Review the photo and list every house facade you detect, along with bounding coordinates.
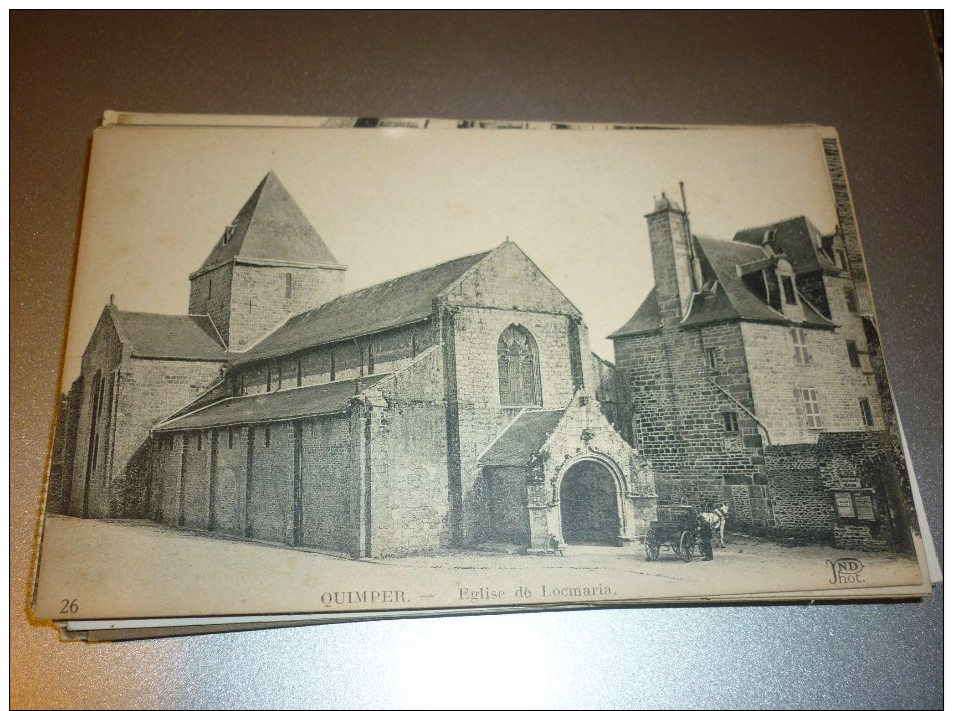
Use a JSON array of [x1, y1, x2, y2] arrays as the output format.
[[49, 172, 657, 558], [610, 191, 911, 551]]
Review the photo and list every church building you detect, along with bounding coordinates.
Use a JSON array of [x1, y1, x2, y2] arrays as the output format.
[[49, 172, 657, 558]]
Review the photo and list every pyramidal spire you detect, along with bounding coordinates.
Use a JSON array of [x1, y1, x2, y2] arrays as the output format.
[[195, 171, 340, 273]]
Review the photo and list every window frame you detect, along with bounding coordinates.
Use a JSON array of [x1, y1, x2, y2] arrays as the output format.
[[497, 324, 542, 408], [792, 328, 811, 365], [781, 275, 797, 305], [846, 340, 861, 368], [723, 411, 740, 433], [800, 387, 822, 429]]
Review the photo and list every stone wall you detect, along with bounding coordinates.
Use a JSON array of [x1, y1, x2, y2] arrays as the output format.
[[764, 444, 833, 542], [109, 357, 222, 519], [46, 380, 83, 515], [823, 136, 873, 316], [761, 431, 906, 550], [226, 263, 345, 351], [365, 350, 451, 556], [188, 263, 233, 345], [245, 420, 296, 544], [68, 309, 123, 518], [451, 306, 578, 543], [182, 430, 211, 529], [440, 243, 588, 545], [298, 415, 353, 552], [210, 426, 251, 537], [484, 466, 531, 546], [235, 321, 436, 396], [613, 319, 766, 516]]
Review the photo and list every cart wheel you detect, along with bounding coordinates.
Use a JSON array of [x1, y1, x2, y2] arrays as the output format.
[[680, 531, 694, 563], [645, 540, 660, 561]]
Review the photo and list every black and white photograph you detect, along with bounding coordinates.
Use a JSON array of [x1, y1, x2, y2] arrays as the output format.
[[32, 116, 932, 637]]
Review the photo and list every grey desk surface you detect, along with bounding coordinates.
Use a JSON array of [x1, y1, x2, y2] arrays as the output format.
[[11, 11, 942, 709]]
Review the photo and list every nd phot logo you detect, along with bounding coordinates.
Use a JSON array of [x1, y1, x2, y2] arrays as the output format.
[[826, 558, 865, 584]]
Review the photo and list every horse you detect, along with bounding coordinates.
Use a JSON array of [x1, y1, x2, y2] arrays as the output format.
[[698, 503, 730, 548]]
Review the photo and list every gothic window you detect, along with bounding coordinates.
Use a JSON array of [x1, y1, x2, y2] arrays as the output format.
[[860, 398, 874, 427], [705, 347, 717, 369], [498, 325, 541, 407], [285, 273, 293, 298]]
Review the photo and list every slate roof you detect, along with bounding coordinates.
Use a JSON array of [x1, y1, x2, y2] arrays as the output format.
[[608, 286, 660, 338], [609, 234, 835, 337], [479, 409, 565, 467], [684, 238, 834, 328], [109, 307, 228, 360], [733, 216, 839, 274], [154, 374, 388, 432], [194, 171, 341, 275], [231, 250, 490, 365], [685, 238, 787, 326]]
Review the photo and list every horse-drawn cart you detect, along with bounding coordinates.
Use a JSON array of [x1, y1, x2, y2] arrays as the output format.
[[644, 505, 697, 562]]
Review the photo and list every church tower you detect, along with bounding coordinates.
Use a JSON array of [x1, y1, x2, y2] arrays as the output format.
[[188, 172, 347, 351]]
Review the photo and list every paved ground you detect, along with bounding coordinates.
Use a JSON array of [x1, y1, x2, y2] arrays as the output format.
[[31, 516, 929, 621]]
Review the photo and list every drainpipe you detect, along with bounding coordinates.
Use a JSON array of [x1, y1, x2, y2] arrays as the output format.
[[705, 376, 772, 446]]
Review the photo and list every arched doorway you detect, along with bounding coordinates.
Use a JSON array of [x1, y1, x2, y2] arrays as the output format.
[[559, 460, 621, 545]]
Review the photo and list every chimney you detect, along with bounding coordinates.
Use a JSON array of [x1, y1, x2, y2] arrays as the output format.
[[646, 192, 695, 325]]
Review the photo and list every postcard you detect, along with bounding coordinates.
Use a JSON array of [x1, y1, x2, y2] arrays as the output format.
[[31, 115, 934, 640]]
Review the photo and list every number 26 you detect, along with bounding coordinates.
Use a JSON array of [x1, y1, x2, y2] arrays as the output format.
[[59, 599, 79, 614]]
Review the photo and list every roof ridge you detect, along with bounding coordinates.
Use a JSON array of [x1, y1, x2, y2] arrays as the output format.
[[732, 214, 808, 237], [282, 250, 493, 325]]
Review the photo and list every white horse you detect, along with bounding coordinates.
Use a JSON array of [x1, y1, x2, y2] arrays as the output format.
[[698, 503, 730, 548]]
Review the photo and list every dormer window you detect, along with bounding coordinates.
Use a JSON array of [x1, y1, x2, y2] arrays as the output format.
[[781, 276, 797, 305], [836, 249, 849, 271], [764, 270, 782, 310], [222, 221, 236, 246]]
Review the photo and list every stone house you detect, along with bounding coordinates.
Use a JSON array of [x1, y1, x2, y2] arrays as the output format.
[[609, 191, 911, 550], [50, 172, 657, 558]]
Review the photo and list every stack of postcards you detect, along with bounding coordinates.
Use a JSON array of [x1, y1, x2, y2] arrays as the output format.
[[31, 114, 939, 641]]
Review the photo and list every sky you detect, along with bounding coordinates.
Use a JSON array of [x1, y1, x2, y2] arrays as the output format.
[[62, 121, 839, 387]]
